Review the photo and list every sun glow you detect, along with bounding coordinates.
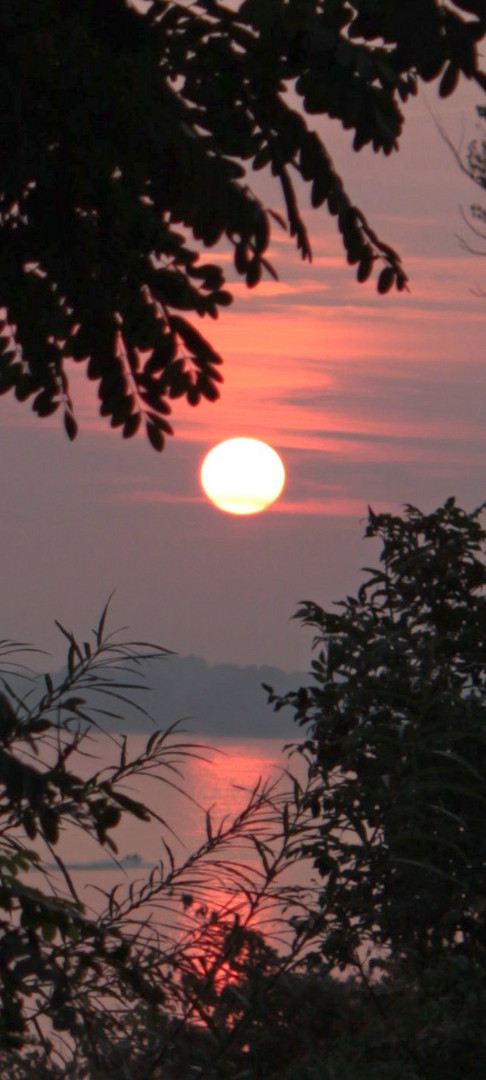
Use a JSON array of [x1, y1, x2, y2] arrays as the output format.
[[200, 438, 285, 515]]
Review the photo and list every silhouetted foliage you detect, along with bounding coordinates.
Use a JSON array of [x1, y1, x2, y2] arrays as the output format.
[[459, 103, 486, 294], [465, 104, 486, 206], [0, 603, 322, 1076], [262, 954, 486, 1080], [438, 103, 486, 286], [1, 1, 485, 446], [458, 103, 486, 262], [267, 497, 486, 975], [0, 606, 176, 1054]]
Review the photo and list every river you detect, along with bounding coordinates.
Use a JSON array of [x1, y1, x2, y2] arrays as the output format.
[[27, 732, 317, 952]]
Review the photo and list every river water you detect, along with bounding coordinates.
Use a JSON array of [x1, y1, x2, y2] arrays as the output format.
[[27, 732, 317, 951]]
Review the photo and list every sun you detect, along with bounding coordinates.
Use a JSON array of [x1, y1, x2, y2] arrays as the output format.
[[200, 438, 285, 515]]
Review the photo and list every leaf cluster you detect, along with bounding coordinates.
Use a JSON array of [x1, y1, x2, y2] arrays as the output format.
[[0, 604, 177, 1050], [455, 103, 486, 287], [266, 497, 486, 973], [0, 0, 484, 445]]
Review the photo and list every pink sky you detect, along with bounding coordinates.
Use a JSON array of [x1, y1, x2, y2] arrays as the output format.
[[0, 81, 485, 675]]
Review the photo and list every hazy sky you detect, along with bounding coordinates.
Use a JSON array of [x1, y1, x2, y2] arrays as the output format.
[[1, 80, 485, 673]]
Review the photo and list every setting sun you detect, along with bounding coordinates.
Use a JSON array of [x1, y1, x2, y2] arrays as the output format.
[[200, 438, 285, 515]]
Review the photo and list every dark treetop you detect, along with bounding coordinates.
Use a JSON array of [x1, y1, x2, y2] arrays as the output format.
[[267, 498, 486, 971]]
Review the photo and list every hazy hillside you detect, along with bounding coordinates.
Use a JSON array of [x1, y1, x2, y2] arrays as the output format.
[[108, 655, 308, 737], [0, 655, 309, 738]]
